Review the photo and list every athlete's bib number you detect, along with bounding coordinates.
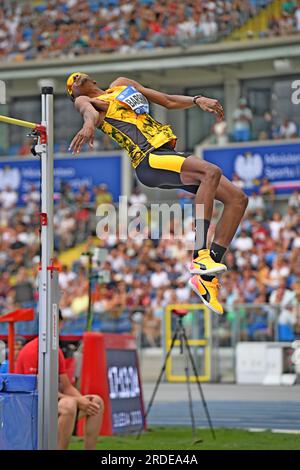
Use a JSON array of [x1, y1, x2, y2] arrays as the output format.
[[116, 86, 149, 115]]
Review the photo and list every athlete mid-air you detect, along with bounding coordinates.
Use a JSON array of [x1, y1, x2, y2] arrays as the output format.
[[67, 72, 248, 314]]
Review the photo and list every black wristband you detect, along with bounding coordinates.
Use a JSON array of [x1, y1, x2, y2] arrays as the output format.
[[193, 95, 202, 105]]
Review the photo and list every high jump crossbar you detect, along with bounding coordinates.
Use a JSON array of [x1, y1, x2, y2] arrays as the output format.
[[0, 88, 59, 450], [0, 114, 38, 130]]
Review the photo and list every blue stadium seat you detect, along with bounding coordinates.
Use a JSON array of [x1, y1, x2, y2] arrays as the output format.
[[278, 324, 294, 342]]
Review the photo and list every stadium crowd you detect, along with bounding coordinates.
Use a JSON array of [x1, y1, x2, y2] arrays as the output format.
[[0, 180, 300, 346], [0, 0, 296, 62], [211, 99, 300, 144]]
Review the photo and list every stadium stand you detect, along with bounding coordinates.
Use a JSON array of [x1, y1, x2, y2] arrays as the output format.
[[0, 0, 296, 62], [0, 181, 299, 345]]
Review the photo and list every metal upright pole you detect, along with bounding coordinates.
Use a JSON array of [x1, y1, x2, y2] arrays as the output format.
[[38, 87, 59, 450], [86, 252, 93, 332]]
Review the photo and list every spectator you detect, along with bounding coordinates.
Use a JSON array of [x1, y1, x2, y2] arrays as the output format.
[[259, 178, 275, 203], [95, 184, 113, 207], [150, 264, 170, 289], [0, 0, 279, 63], [291, 281, 300, 338], [270, 280, 296, 340], [247, 191, 265, 213], [283, 206, 298, 227], [278, 118, 298, 139], [59, 264, 76, 290], [269, 212, 284, 241], [282, 1, 297, 15], [251, 220, 269, 249], [268, 15, 280, 36], [231, 173, 245, 190], [232, 98, 253, 142], [0, 185, 18, 211], [14, 335, 26, 363], [16, 314, 104, 450], [295, 2, 300, 32], [266, 255, 290, 290], [288, 190, 300, 209], [234, 230, 254, 252], [129, 186, 148, 205], [259, 112, 274, 140]]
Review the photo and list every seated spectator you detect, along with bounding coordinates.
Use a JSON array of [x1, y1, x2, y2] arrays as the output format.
[[129, 186, 148, 205], [270, 280, 296, 340], [278, 118, 298, 139], [283, 206, 298, 228], [267, 255, 291, 290], [260, 112, 274, 139], [234, 229, 254, 252], [247, 192, 265, 213], [251, 220, 269, 249], [291, 281, 300, 338], [279, 11, 295, 35], [247, 301, 274, 341], [282, 1, 297, 15], [239, 267, 259, 303], [0, 185, 18, 212], [95, 184, 113, 207], [231, 173, 245, 190], [175, 278, 191, 303], [259, 178, 275, 207], [295, 2, 300, 32], [268, 15, 280, 36], [288, 190, 300, 209], [269, 212, 284, 242], [16, 312, 104, 450], [150, 264, 170, 289], [59, 264, 77, 290], [292, 226, 300, 249], [232, 98, 253, 142], [14, 335, 26, 363]]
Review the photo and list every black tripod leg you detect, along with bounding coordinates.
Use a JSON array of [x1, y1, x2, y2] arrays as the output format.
[[182, 334, 196, 440], [182, 329, 216, 440], [137, 324, 179, 439]]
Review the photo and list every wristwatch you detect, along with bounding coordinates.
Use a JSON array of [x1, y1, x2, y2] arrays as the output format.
[[193, 95, 202, 105]]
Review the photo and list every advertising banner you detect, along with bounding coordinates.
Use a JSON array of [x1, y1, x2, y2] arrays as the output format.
[[203, 141, 300, 193], [0, 153, 123, 204]]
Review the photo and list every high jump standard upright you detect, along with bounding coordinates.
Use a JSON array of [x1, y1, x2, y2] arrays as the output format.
[[0, 87, 59, 450]]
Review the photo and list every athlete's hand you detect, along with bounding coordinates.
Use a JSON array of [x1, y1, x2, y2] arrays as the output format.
[[69, 123, 95, 154], [195, 96, 224, 122]]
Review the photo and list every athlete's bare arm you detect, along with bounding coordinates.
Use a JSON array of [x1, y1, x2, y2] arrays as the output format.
[[69, 96, 107, 154], [109, 77, 224, 121]]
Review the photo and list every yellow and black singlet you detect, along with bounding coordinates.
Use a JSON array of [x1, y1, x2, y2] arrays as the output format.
[[97, 85, 177, 168]]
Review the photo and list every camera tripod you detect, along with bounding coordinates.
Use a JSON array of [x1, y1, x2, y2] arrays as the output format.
[[139, 309, 215, 441]]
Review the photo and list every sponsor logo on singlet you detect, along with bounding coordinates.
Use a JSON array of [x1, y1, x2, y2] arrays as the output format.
[[116, 86, 149, 115]]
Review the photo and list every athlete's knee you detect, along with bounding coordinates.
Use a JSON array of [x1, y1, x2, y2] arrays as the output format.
[[204, 163, 222, 183], [231, 188, 248, 212]]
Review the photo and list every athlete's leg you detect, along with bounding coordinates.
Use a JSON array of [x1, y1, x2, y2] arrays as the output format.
[[180, 156, 222, 221], [213, 175, 248, 252], [136, 152, 226, 275], [179, 156, 227, 274]]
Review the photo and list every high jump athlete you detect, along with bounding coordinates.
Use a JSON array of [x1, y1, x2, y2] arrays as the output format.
[[67, 72, 248, 314]]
